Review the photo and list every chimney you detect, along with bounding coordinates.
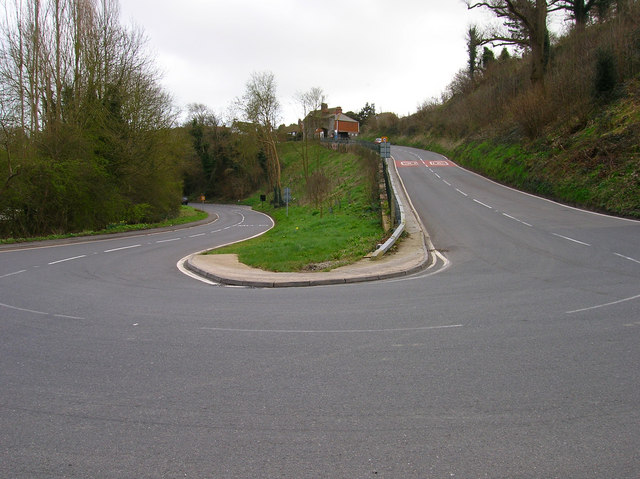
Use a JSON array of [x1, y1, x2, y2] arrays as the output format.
[[335, 107, 342, 115], [321, 103, 328, 113]]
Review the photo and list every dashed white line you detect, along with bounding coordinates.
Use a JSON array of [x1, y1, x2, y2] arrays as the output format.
[[614, 252, 640, 264], [189, 233, 206, 238], [434, 173, 441, 179], [443, 180, 451, 186], [502, 213, 533, 227], [473, 199, 493, 209], [104, 244, 141, 253], [0, 269, 27, 279], [456, 189, 468, 197], [156, 237, 180, 243], [48, 255, 86, 265], [552, 233, 591, 246]]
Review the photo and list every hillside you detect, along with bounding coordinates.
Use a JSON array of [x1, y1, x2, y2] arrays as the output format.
[[364, 2, 640, 219]]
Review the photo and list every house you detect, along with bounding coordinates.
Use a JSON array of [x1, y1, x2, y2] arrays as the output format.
[[303, 103, 359, 140]]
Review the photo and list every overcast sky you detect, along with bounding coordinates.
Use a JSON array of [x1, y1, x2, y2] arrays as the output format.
[[119, 0, 494, 125]]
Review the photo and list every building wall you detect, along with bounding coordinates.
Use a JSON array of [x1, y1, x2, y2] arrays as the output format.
[[336, 120, 359, 134]]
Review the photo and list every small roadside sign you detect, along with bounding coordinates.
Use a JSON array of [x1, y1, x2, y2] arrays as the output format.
[[379, 142, 391, 158]]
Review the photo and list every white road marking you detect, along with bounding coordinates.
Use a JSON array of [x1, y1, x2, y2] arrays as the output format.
[[177, 257, 219, 285], [552, 233, 591, 246], [434, 173, 441, 179], [0, 301, 48, 315], [443, 180, 451, 186], [54, 314, 85, 320], [189, 233, 206, 238], [473, 199, 493, 209], [502, 213, 533, 227], [0, 301, 85, 319], [614, 253, 640, 264], [0, 269, 27, 279], [199, 324, 463, 334], [48, 255, 86, 265], [566, 293, 640, 314], [104, 244, 141, 253], [156, 237, 180, 243], [456, 189, 468, 197]]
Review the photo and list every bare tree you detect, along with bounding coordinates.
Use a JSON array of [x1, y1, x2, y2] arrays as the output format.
[[553, 0, 610, 29], [238, 71, 283, 204], [295, 86, 325, 180], [466, 0, 550, 86], [0, 0, 180, 233]]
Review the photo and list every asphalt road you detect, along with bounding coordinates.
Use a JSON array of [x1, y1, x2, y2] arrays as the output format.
[[1, 145, 639, 478]]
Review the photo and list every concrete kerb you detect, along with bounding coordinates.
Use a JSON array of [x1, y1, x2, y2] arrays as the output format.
[[185, 155, 432, 287]]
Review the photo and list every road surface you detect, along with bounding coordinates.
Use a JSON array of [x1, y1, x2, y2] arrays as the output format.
[[1, 145, 639, 478]]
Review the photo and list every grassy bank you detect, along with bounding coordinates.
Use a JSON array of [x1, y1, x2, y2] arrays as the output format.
[[209, 142, 384, 272], [0, 205, 208, 245], [385, 84, 640, 220]]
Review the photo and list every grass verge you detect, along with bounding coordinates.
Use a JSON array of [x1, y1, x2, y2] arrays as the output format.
[[209, 143, 384, 272]]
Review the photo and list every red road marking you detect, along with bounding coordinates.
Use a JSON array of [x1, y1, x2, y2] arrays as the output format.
[[396, 160, 421, 168], [395, 159, 453, 168]]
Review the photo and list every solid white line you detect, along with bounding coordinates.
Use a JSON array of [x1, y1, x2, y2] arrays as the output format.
[[0, 301, 85, 319], [552, 233, 591, 246], [104, 244, 141, 253], [177, 209, 275, 284], [176, 256, 219, 285], [456, 188, 468, 197], [199, 324, 463, 334], [48, 255, 86, 265], [0, 269, 27, 279], [614, 252, 640, 264], [473, 199, 493, 209], [54, 314, 85, 320], [0, 301, 48, 315], [566, 293, 640, 314]]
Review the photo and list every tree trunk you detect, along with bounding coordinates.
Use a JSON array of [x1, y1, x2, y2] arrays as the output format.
[[529, 0, 548, 86]]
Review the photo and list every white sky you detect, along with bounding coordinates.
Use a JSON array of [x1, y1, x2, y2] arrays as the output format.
[[119, 0, 494, 125]]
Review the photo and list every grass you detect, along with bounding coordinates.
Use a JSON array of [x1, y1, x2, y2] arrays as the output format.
[[387, 125, 639, 219], [0, 205, 208, 245], [209, 142, 385, 272]]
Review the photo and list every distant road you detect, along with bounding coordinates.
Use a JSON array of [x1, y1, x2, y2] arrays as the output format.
[[1, 146, 638, 478]]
